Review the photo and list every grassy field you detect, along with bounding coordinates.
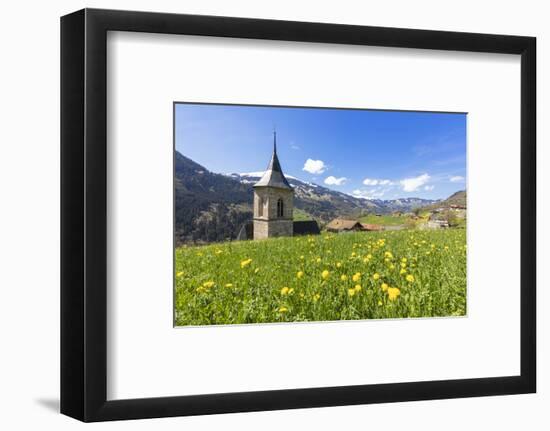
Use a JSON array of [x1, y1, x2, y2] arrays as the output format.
[[293, 208, 313, 221], [358, 214, 407, 226], [174, 229, 467, 326]]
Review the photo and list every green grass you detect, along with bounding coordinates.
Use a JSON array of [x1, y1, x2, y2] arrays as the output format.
[[358, 214, 407, 226], [293, 208, 313, 221], [174, 229, 467, 326]]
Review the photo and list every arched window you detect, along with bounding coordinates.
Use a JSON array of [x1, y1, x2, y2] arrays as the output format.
[[258, 197, 264, 217], [277, 198, 284, 218]]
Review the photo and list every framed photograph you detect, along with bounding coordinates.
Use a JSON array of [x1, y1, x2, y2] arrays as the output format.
[[61, 8, 536, 422]]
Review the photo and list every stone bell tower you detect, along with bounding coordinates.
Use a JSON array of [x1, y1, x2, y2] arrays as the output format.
[[253, 131, 294, 239]]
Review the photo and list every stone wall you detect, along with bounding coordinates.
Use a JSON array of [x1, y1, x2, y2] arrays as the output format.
[[253, 187, 294, 239], [253, 219, 293, 239], [254, 188, 293, 220]]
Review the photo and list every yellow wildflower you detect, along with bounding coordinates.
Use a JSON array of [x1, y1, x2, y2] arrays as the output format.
[[280, 287, 290, 295], [341, 274, 348, 281], [300, 255, 305, 260], [225, 283, 233, 288], [202, 281, 215, 288], [348, 288, 356, 297], [322, 270, 330, 280], [254, 268, 260, 274], [400, 268, 407, 275], [316, 257, 322, 263], [406, 274, 415, 283], [373, 273, 380, 281], [215, 249, 223, 255], [384, 251, 393, 259], [313, 293, 321, 302], [378, 300, 383, 306], [240, 258, 252, 268], [278, 306, 288, 313], [336, 262, 342, 268], [354, 284, 362, 292], [387, 287, 401, 301], [352, 272, 361, 282], [288, 288, 294, 295], [176, 271, 184, 277], [389, 264, 395, 270], [401, 257, 407, 263], [381, 283, 389, 292], [297, 271, 304, 279], [400, 262, 407, 268]]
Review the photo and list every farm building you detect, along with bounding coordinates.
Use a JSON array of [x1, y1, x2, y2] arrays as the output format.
[[326, 218, 364, 233], [360, 223, 384, 231], [426, 220, 450, 229], [425, 212, 450, 229], [236, 221, 254, 241], [293, 220, 321, 236]]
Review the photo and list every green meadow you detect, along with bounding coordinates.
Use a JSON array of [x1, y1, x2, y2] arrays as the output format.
[[174, 229, 467, 326]]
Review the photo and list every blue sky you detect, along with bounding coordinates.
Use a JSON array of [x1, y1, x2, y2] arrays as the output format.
[[175, 103, 466, 200]]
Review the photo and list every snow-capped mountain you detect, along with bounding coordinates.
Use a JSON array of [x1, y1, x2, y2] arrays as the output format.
[[226, 172, 439, 217], [174, 151, 441, 244]]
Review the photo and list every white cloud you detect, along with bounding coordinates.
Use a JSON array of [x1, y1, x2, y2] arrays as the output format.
[[302, 159, 327, 174], [363, 178, 378, 186], [424, 185, 435, 191], [363, 178, 392, 186], [290, 145, 300, 150], [450, 175, 465, 183], [352, 188, 386, 199], [400, 173, 431, 192], [324, 176, 347, 186]]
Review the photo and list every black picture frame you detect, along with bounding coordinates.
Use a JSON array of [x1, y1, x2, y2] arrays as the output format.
[[61, 8, 536, 422]]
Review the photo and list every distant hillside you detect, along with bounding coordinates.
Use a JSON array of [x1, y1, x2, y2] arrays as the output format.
[[174, 152, 252, 244], [175, 151, 440, 244], [228, 172, 438, 221], [442, 190, 467, 207], [227, 172, 379, 222], [420, 190, 466, 212]]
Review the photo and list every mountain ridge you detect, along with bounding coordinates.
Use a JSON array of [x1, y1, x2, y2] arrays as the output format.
[[225, 171, 440, 214], [175, 151, 458, 244]]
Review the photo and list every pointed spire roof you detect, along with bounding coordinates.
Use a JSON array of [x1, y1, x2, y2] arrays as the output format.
[[253, 131, 292, 190]]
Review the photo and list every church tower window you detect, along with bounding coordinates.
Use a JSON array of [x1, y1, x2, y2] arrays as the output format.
[[277, 198, 284, 218]]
